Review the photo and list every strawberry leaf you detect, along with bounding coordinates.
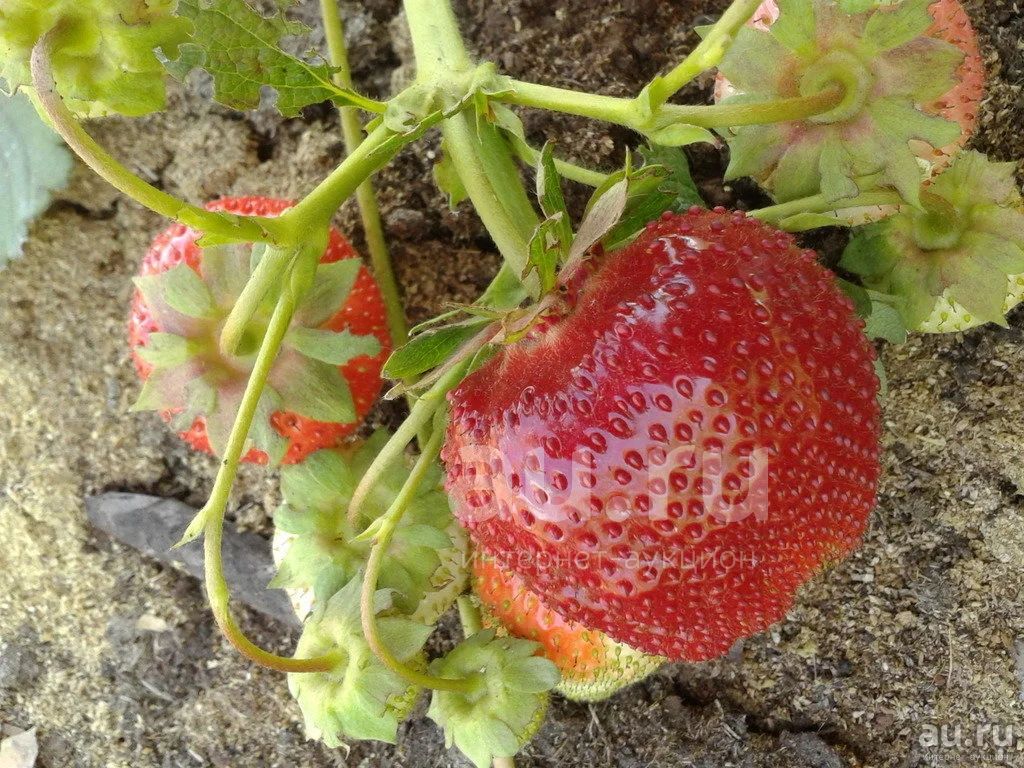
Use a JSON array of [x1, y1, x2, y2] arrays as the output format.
[[271, 354, 355, 424], [382, 321, 491, 380], [0, 91, 72, 267], [428, 630, 556, 768], [288, 579, 430, 747], [0, 0, 191, 116], [603, 145, 704, 250], [165, 0, 380, 117], [294, 259, 362, 327], [434, 141, 469, 209], [285, 327, 381, 366]]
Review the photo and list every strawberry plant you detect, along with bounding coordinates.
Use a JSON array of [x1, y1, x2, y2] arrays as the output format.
[[3, 0, 1022, 765]]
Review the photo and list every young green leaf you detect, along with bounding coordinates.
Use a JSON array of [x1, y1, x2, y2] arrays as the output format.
[[0, 91, 72, 267], [166, 0, 382, 117], [603, 145, 705, 250], [382, 321, 491, 381]]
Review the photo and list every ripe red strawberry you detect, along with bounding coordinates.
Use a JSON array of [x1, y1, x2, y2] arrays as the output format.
[[473, 554, 663, 702], [128, 196, 391, 465], [443, 208, 881, 661], [715, 0, 984, 169]]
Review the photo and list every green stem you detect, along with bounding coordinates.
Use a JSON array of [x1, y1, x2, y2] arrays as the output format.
[[199, 286, 341, 674], [503, 80, 843, 132], [360, 418, 478, 694], [30, 33, 290, 245], [404, 0, 539, 287], [645, 0, 764, 108], [277, 123, 405, 232], [320, 0, 410, 347], [347, 359, 470, 525], [508, 136, 609, 187], [751, 189, 903, 224]]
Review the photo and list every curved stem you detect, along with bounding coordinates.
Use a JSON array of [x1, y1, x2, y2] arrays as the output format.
[[320, 0, 410, 347], [508, 136, 609, 188], [751, 189, 903, 225], [646, 0, 764, 108], [360, 419, 478, 694], [198, 282, 340, 674], [347, 359, 470, 525], [277, 123, 406, 232], [30, 33, 290, 245], [503, 80, 843, 132]]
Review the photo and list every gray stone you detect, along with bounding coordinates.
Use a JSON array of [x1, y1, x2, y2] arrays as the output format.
[[85, 493, 298, 627]]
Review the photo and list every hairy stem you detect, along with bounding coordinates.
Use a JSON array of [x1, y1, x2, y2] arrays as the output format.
[[347, 360, 470, 525], [503, 80, 843, 132], [404, 0, 540, 288], [320, 0, 410, 347], [30, 32, 290, 245], [645, 0, 764, 107], [200, 282, 341, 674], [751, 189, 903, 224], [360, 418, 478, 694]]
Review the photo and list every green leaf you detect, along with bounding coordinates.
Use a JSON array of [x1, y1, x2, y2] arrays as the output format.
[[135, 333, 196, 368], [863, 296, 908, 343], [382, 321, 490, 380], [166, 0, 381, 117], [0, 91, 72, 266], [525, 215, 568, 294], [434, 142, 469, 209], [603, 146, 704, 250], [0, 0, 191, 116], [280, 449, 355, 514], [428, 631, 555, 768], [249, 386, 288, 464], [772, 0, 817, 56], [643, 123, 716, 148], [864, 0, 933, 52], [271, 355, 355, 424], [201, 244, 253, 306], [294, 259, 362, 327], [570, 175, 629, 265], [157, 263, 217, 319], [285, 327, 382, 366], [535, 144, 574, 254]]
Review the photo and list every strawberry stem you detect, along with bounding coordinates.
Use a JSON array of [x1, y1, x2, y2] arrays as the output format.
[[29, 31, 291, 246], [404, 0, 541, 289], [319, 0, 410, 349], [501, 81, 844, 133], [644, 0, 765, 109], [197, 274, 345, 673], [752, 188, 904, 227], [360, 412, 480, 694], [347, 359, 471, 525]]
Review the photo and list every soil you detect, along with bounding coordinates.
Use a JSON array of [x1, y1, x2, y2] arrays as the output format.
[[2, 1, 1023, 767]]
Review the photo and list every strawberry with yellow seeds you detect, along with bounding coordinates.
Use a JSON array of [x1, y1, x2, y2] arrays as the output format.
[[841, 151, 1024, 333], [473, 555, 664, 702]]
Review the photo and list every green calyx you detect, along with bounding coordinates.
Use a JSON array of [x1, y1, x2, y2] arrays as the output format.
[[841, 151, 1024, 332], [427, 629, 559, 768], [273, 432, 468, 619], [0, 0, 191, 116], [132, 242, 381, 462], [288, 579, 433, 746], [719, 0, 964, 205]]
